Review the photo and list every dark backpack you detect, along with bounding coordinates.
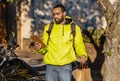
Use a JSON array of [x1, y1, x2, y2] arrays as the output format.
[[46, 22, 76, 52]]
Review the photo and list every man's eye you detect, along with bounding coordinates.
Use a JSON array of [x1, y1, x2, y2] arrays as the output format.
[[53, 13, 60, 15], [56, 13, 60, 15]]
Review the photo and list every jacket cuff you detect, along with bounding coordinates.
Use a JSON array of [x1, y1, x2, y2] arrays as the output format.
[[37, 47, 48, 54]]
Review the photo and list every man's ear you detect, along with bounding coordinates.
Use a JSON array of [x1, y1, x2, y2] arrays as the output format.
[[63, 11, 66, 16]]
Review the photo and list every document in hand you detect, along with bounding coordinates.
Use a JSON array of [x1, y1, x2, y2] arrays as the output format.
[[30, 35, 46, 48]]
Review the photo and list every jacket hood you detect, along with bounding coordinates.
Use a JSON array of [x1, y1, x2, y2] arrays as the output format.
[[65, 16, 73, 24]]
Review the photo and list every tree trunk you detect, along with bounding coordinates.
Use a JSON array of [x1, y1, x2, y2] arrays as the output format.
[[5, 1, 17, 44], [97, 0, 120, 81], [0, 2, 6, 45]]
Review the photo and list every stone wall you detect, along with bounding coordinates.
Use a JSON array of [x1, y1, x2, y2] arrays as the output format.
[[85, 43, 97, 62]]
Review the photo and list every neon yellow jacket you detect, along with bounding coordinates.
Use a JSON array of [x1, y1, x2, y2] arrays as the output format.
[[38, 17, 88, 65]]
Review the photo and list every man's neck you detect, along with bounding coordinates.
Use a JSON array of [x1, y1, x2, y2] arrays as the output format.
[[60, 18, 66, 25]]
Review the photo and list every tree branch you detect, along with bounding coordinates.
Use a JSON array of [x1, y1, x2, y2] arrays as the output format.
[[97, 0, 115, 28]]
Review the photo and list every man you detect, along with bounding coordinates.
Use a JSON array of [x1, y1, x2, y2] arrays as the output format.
[[35, 4, 88, 81]]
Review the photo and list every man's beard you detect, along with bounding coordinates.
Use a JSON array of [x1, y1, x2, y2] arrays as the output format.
[[54, 16, 64, 24]]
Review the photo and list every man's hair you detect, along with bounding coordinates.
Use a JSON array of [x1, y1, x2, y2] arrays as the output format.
[[53, 4, 66, 12]]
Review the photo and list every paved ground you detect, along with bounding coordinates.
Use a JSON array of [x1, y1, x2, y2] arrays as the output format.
[[15, 50, 44, 65]]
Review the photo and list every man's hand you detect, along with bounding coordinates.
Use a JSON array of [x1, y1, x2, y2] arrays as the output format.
[[80, 55, 87, 64], [34, 42, 42, 50]]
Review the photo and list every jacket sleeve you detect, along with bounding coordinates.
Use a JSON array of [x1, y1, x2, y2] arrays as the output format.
[[74, 25, 88, 58], [37, 24, 49, 54]]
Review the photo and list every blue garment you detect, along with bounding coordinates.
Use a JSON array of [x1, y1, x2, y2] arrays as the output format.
[[45, 64, 72, 81]]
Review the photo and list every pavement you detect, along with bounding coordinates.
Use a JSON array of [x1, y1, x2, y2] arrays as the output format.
[[15, 50, 45, 66]]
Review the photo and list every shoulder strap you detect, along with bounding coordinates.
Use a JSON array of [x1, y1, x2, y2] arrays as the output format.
[[71, 23, 76, 54], [46, 22, 54, 45], [71, 23, 76, 37]]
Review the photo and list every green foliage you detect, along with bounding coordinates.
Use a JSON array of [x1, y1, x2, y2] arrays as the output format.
[[107, 51, 112, 56], [82, 27, 106, 46], [83, 34, 91, 43], [6, 0, 14, 2]]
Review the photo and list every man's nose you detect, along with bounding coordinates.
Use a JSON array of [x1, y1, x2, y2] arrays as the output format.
[[54, 14, 59, 18]]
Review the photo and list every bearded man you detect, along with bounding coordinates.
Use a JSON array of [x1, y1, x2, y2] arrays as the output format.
[[35, 4, 88, 81]]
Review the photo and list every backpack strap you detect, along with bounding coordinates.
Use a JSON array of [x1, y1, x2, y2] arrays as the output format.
[[71, 23, 76, 37], [46, 22, 54, 45], [71, 23, 76, 54]]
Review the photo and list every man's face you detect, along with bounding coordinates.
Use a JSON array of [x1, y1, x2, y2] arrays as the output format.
[[52, 7, 66, 24]]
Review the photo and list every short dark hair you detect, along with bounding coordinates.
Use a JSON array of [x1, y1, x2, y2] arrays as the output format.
[[53, 4, 66, 12]]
